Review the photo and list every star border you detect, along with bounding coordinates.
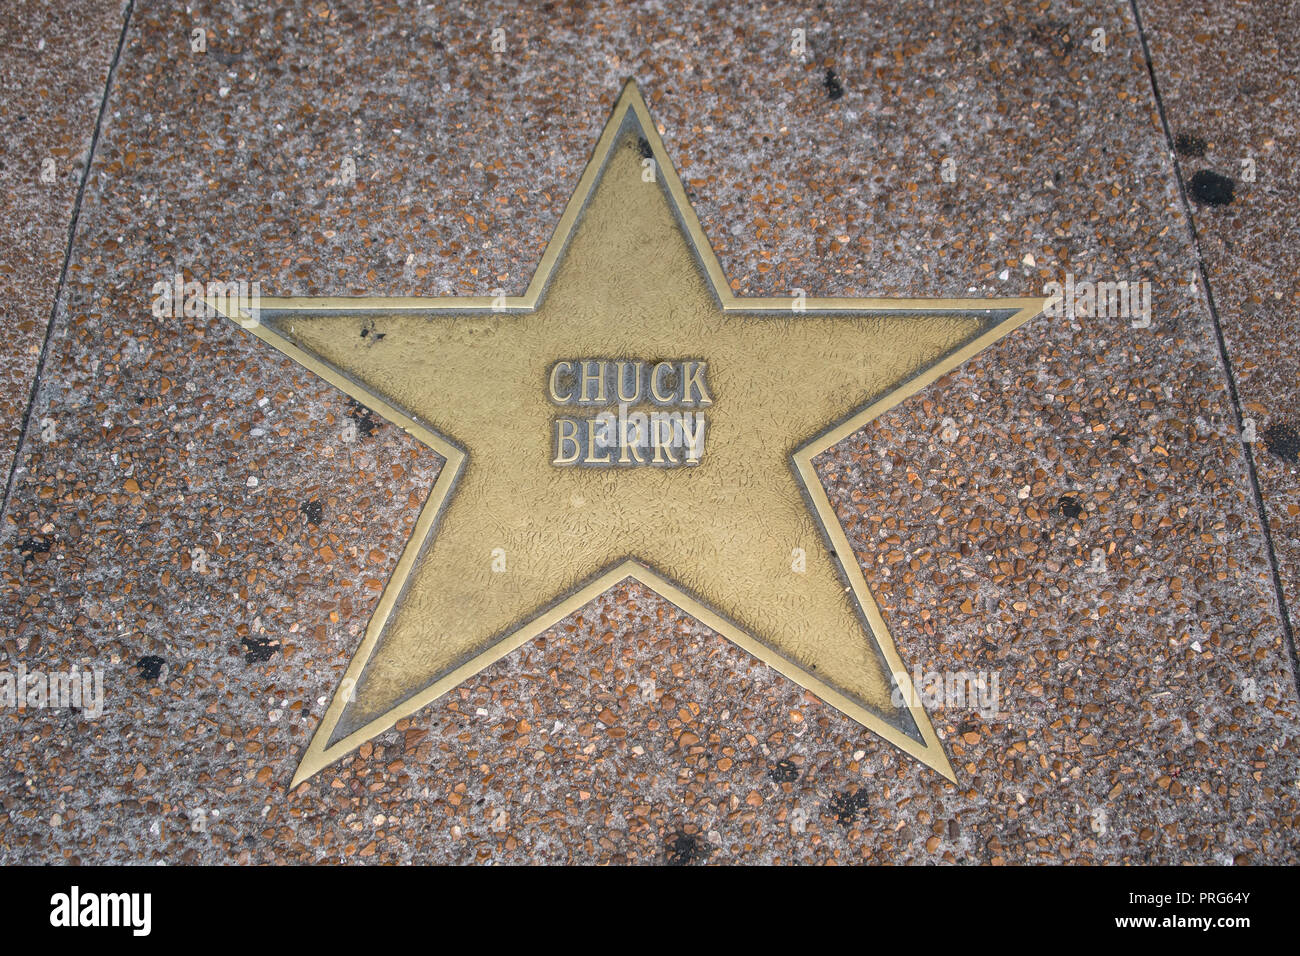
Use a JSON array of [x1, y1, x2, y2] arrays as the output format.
[[208, 79, 1047, 787]]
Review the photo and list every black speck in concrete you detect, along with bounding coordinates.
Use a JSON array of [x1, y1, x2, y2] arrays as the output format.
[[347, 399, 379, 437], [242, 636, 280, 664], [16, 536, 51, 557], [665, 831, 709, 865], [1263, 422, 1300, 464], [823, 68, 844, 101], [1058, 495, 1083, 521], [135, 656, 165, 681], [300, 499, 323, 526], [1174, 133, 1207, 158], [1188, 169, 1235, 206], [768, 758, 800, 782], [828, 788, 870, 827]]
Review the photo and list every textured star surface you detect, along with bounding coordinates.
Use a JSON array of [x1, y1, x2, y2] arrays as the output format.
[[211, 81, 1045, 786]]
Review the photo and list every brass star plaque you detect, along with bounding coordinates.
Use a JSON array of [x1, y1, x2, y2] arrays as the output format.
[[211, 80, 1045, 786]]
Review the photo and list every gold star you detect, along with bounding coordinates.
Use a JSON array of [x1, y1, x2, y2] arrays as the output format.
[[211, 81, 1044, 786]]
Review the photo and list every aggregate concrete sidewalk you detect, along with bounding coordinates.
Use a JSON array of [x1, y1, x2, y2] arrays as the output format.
[[0, 0, 1296, 863]]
